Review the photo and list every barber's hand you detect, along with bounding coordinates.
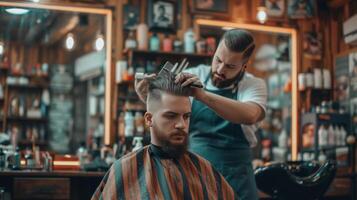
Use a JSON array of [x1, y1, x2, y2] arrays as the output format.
[[175, 72, 205, 99], [134, 73, 156, 103]]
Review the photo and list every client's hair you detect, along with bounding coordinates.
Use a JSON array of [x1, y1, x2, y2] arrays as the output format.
[[147, 73, 191, 104]]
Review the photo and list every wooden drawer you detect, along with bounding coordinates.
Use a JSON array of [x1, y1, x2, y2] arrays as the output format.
[[13, 178, 70, 200]]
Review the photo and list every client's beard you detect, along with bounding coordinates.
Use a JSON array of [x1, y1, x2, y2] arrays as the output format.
[[161, 135, 188, 159]]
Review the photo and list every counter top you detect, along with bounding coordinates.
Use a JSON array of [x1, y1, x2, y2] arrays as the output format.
[[0, 170, 105, 177]]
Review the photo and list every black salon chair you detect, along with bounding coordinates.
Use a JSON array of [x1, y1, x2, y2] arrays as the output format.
[[255, 160, 336, 200]]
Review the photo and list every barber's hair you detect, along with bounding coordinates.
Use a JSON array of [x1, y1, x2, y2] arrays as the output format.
[[147, 74, 191, 103], [221, 29, 255, 60]]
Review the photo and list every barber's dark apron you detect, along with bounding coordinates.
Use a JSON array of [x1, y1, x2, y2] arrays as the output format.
[[189, 74, 258, 200]]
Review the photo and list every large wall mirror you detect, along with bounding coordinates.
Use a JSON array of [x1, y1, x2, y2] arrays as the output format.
[[194, 19, 298, 161], [0, 1, 112, 154]]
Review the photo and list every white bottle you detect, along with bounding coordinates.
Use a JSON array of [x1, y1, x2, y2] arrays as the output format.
[[334, 126, 342, 146], [132, 136, 143, 152], [322, 69, 331, 89], [135, 112, 144, 136], [184, 28, 195, 53], [318, 125, 327, 147], [124, 112, 134, 137], [318, 152, 327, 162], [327, 125, 335, 146], [314, 68, 322, 89], [137, 23, 148, 50], [278, 129, 288, 148], [340, 126, 347, 146]]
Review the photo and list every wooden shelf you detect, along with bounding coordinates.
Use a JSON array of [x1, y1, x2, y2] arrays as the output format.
[[18, 140, 48, 146], [124, 49, 212, 59], [8, 84, 47, 90], [7, 116, 47, 123], [8, 74, 49, 79]]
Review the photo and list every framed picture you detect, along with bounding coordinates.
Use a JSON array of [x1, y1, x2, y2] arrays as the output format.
[[147, 0, 176, 33], [123, 5, 140, 31], [265, 0, 285, 18], [190, 0, 231, 18], [287, 0, 314, 19]]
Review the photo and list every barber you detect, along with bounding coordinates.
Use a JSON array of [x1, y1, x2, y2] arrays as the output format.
[[136, 29, 267, 200]]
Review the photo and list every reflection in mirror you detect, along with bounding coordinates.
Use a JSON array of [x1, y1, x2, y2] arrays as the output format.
[[0, 4, 110, 154], [196, 19, 298, 164]]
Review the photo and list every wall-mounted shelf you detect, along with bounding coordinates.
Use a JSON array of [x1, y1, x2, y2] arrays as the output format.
[[7, 116, 47, 123]]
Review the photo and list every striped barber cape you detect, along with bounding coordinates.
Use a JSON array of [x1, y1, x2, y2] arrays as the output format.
[[92, 144, 237, 200]]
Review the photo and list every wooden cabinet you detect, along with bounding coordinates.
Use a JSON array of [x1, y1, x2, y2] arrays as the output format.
[[0, 171, 104, 200]]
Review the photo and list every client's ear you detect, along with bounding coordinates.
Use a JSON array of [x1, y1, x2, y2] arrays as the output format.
[[144, 112, 153, 127]]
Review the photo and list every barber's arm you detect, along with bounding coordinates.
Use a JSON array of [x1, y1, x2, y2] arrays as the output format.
[[176, 72, 266, 125]]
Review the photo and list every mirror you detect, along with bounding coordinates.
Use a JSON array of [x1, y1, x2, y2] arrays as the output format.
[[0, 1, 112, 154], [194, 19, 298, 162]]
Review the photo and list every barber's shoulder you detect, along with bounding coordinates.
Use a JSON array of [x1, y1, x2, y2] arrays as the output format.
[[241, 73, 266, 88]]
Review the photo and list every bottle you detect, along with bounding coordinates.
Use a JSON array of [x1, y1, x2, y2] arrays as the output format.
[[13, 147, 21, 169], [77, 142, 87, 169], [184, 28, 195, 53], [322, 68, 331, 89], [313, 68, 322, 89], [173, 38, 182, 52], [162, 34, 172, 52], [206, 37, 216, 55], [124, 112, 134, 137], [132, 137, 143, 152], [298, 73, 306, 91], [305, 68, 314, 88], [340, 126, 347, 145], [149, 33, 160, 51], [137, 23, 148, 50], [278, 129, 288, 148], [0, 148, 5, 170], [318, 125, 327, 147], [125, 31, 137, 49], [118, 112, 125, 138], [327, 125, 335, 146], [134, 112, 144, 136], [334, 126, 341, 146]]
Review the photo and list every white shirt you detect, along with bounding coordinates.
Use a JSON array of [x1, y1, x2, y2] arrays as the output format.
[[185, 64, 267, 147]]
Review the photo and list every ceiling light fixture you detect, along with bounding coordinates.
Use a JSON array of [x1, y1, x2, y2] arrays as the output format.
[[5, 8, 29, 15], [0, 42, 4, 55], [256, 0, 268, 24], [94, 34, 105, 51], [65, 33, 75, 51]]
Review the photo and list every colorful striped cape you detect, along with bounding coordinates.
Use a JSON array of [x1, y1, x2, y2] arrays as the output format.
[[92, 144, 237, 200]]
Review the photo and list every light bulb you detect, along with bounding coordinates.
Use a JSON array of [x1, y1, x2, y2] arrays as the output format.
[[256, 7, 267, 24], [5, 8, 29, 15], [0, 42, 4, 55], [65, 33, 75, 50], [94, 35, 105, 51]]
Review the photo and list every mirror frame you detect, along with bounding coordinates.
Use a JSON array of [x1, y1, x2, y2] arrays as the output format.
[[194, 19, 299, 160], [0, 1, 113, 145]]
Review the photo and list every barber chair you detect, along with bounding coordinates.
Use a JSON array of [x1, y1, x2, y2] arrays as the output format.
[[255, 160, 336, 200]]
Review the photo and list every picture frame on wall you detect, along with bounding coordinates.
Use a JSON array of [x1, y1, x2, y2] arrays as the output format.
[[190, 0, 231, 18], [287, 0, 314, 19], [147, 0, 177, 33], [123, 4, 139, 30], [265, 0, 285, 18]]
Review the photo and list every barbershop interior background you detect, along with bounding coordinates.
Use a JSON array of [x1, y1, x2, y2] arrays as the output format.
[[0, 0, 357, 199]]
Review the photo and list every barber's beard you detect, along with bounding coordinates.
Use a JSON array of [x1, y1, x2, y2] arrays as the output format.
[[211, 69, 245, 88]]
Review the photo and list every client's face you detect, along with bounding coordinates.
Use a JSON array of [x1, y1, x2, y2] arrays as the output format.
[[146, 92, 191, 158]]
